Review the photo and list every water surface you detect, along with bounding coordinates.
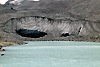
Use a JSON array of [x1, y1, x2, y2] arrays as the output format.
[[0, 41, 100, 67]]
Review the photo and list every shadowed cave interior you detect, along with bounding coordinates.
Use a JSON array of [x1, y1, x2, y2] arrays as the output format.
[[16, 29, 70, 38], [16, 29, 47, 38]]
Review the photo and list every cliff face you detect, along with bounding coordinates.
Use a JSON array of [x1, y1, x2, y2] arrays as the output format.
[[3, 16, 100, 38], [1, 0, 100, 42]]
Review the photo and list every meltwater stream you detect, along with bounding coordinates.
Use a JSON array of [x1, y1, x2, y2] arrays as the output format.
[[0, 41, 100, 67]]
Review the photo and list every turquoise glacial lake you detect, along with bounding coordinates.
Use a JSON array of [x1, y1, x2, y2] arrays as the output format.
[[0, 41, 100, 67]]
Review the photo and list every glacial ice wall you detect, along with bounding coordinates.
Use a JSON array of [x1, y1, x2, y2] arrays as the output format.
[[3, 16, 100, 37]]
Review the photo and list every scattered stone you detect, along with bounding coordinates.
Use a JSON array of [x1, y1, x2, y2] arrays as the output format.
[[0, 45, 2, 49], [0, 53, 4, 56], [0, 49, 5, 51], [0, 44, 5, 51]]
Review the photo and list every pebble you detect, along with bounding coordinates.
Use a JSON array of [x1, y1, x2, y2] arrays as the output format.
[[0, 49, 5, 51]]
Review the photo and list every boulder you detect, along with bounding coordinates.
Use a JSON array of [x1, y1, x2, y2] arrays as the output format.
[[0, 53, 4, 56], [0, 45, 2, 49]]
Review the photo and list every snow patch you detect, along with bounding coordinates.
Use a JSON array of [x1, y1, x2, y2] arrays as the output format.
[[10, 0, 40, 5]]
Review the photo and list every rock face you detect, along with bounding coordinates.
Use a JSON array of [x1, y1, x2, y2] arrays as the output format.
[[1, 0, 100, 42], [3, 16, 100, 38]]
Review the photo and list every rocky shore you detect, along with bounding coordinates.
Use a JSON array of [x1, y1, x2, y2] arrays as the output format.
[[0, 41, 23, 56], [0, 43, 5, 56]]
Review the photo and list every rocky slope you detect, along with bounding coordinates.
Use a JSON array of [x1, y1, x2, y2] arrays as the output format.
[[1, 0, 100, 44]]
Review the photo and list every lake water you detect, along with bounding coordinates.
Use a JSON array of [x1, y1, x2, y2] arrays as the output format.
[[0, 41, 100, 67]]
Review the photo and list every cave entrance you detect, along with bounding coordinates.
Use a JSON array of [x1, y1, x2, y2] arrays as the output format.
[[16, 29, 47, 38], [61, 33, 70, 37]]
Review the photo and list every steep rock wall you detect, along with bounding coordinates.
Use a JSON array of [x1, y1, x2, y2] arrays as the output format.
[[3, 16, 100, 38]]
